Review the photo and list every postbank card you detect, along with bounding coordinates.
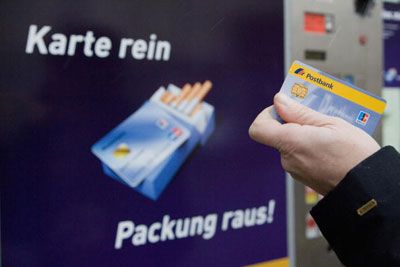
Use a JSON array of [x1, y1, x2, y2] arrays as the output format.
[[92, 102, 190, 188], [274, 61, 386, 135]]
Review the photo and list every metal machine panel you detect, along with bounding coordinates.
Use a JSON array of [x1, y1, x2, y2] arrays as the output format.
[[285, 0, 383, 266]]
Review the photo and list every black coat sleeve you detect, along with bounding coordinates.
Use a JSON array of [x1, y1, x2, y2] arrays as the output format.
[[310, 146, 400, 267]]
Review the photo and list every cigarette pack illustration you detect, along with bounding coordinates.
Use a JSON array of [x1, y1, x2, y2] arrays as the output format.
[[92, 81, 215, 200], [274, 61, 387, 135]]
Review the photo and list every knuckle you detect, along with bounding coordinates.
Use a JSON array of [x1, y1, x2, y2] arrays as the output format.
[[295, 105, 312, 122], [281, 125, 301, 146], [279, 135, 297, 156], [248, 121, 260, 139], [297, 104, 309, 116]]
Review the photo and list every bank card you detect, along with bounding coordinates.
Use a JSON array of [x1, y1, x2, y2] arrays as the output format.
[[92, 103, 190, 187], [273, 61, 386, 135]]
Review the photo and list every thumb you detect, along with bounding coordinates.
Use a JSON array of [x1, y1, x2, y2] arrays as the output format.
[[274, 93, 332, 126]]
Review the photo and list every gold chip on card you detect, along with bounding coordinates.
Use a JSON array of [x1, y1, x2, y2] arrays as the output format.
[[113, 143, 131, 158], [291, 83, 308, 99]]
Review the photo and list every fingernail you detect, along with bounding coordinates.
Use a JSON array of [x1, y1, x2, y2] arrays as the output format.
[[275, 93, 292, 106]]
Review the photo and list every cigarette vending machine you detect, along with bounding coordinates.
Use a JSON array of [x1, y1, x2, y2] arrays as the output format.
[[284, 0, 383, 266]]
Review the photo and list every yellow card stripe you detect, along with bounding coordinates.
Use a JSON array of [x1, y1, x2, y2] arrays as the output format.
[[289, 63, 386, 114], [245, 257, 289, 267]]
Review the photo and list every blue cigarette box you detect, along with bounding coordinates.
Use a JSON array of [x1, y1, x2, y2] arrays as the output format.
[[94, 84, 215, 200]]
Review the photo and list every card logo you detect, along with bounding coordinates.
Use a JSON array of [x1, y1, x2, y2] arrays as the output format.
[[294, 66, 333, 90], [294, 68, 305, 75], [291, 83, 308, 99], [305, 73, 334, 89], [169, 127, 183, 140], [156, 118, 169, 130], [356, 111, 370, 125]]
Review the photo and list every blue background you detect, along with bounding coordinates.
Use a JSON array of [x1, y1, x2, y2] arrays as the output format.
[[1, 1, 286, 266]]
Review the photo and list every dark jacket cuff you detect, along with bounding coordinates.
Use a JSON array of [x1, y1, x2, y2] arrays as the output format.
[[310, 146, 400, 266]]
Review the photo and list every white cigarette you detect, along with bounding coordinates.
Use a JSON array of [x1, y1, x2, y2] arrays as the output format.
[[177, 82, 201, 112], [171, 83, 191, 108], [183, 80, 212, 115]]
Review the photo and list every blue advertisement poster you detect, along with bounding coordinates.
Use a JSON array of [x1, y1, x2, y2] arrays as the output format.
[[1, 1, 287, 266], [383, 1, 400, 87]]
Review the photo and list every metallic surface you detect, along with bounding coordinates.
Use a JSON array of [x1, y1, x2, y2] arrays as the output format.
[[285, 0, 383, 266]]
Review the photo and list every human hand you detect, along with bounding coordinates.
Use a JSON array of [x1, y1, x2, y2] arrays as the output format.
[[249, 93, 380, 195]]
